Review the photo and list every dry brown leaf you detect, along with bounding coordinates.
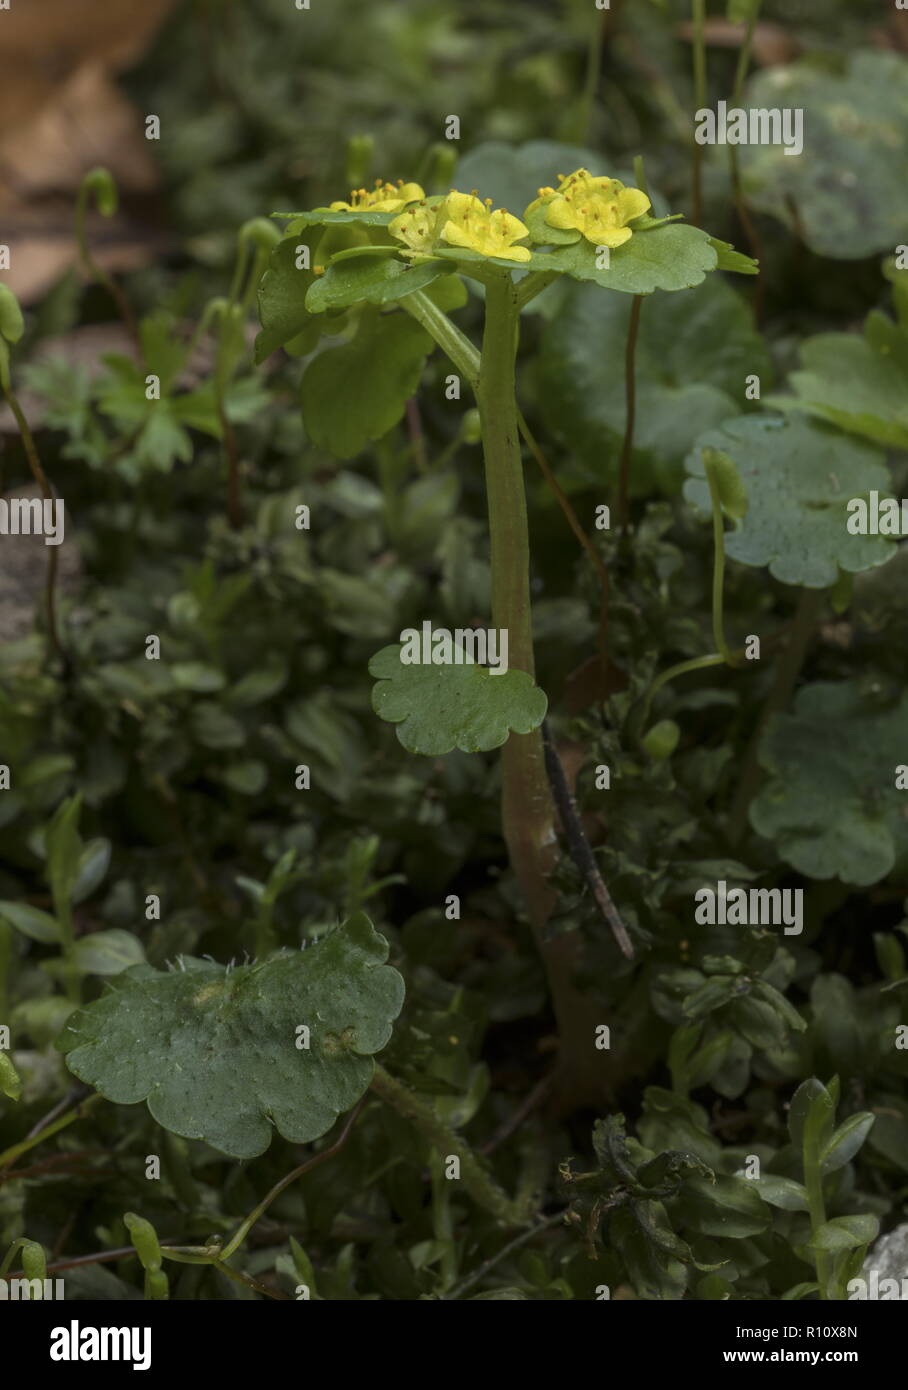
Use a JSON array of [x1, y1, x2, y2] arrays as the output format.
[[0, 0, 177, 301]]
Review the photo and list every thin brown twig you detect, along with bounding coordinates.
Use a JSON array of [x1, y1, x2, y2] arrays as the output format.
[[441, 1209, 567, 1301], [1, 384, 64, 659], [541, 719, 634, 959], [481, 1073, 554, 1155], [518, 411, 610, 671]]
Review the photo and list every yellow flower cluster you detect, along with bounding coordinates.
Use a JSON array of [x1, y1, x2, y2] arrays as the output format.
[[529, 169, 651, 248], [390, 189, 531, 263], [325, 168, 650, 264], [329, 179, 426, 213]]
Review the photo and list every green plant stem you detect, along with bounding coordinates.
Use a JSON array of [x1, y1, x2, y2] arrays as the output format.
[[478, 279, 600, 1094], [728, 6, 765, 314], [804, 1146, 832, 1300], [640, 472, 744, 726], [402, 289, 479, 387], [727, 586, 824, 844], [0, 1093, 103, 1174], [1, 383, 64, 661], [617, 295, 643, 529], [370, 1063, 532, 1226], [74, 185, 140, 353], [406, 279, 614, 1103], [518, 412, 611, 672], [575, 5, 608, 144], [441, 1209, 566, 1300], [641, 653, 728, 729], [219, 1098, 365, 1261], [704, 461, 736, 665], [515, 271, 558, 312], [690, 0, 707, 225], [430, 1150, 459, 1290]]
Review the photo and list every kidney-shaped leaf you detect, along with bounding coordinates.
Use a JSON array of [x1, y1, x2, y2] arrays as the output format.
[[369, 643, 547, 755], [57, 914, 405, 1159], [740, 51, 908, 260], [533, 223, 725, 296], [539, 274, 770, 494], [684, 414, 895, 588], [751, 681, 908, 886], [301, 310, 432, 459], [776, 312, 908, 451]]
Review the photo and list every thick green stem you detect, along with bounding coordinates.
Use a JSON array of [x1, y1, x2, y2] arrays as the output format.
[[403, 280, 613, 1105], [478, 277, 607, 1105], [370, 1063, 531, 1225]]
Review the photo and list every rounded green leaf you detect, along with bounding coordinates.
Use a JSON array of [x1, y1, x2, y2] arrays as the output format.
[[684, 414, 895, 588], [751, 680, 908, 886], [533, 222, 721, 296], [539, 275, 770, 494], [57, 914, 405, 1159], [777, 312, 908, 451], [740, 51, 908, 260], [301, 311, 431, 460], [369, 642, 547, 755]]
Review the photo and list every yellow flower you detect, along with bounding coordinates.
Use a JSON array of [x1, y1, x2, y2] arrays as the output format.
[[389, 202, 442, 255], [539, 168, 651, 248], [440, 190, 532, 264], [329, 179, 425, 214]]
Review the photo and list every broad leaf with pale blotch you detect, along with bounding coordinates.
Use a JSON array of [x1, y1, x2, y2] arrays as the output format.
[[57, 915, 405, 1159]]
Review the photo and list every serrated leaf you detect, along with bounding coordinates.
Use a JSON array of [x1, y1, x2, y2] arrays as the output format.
[[751, 680, 908, 885], [740, 51, 908, 259], [58, 914, 404, 1159], [539, 275, 771, 494], [708, 237, 759, 275], [684, 415, 895, 588], [301, 310, 431, 459], [369, 642, 547, 755]]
